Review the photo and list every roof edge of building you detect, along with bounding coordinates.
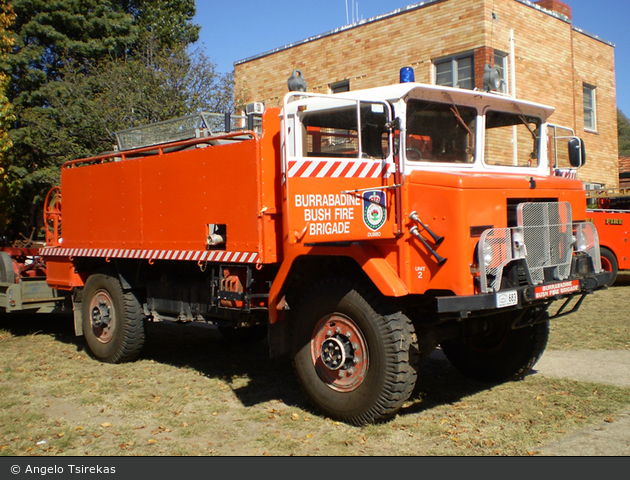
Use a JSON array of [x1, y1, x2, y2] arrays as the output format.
[[234, 0, 614, 67], [514, 0, 570, 23], [572, 26, 615, 48], [233, 0, 445, 67]]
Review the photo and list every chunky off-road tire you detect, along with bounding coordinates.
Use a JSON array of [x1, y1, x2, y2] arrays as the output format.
[[600, 247, 618, 286], [440, 314, 549, 383], [82, 273, 146, 363], [292, 278, 418, 426]]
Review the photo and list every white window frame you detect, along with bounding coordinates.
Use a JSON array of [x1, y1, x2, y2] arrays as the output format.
[[494, 52, 508, 94], [583, 84, 597, 132], [435, 53, 475, 90]]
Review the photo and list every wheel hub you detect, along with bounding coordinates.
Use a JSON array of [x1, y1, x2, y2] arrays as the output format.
[[88, 290, 116, 343], [320, 336, 352, 370], [311, 314, 368, 392], [91, 303, 112, 329]]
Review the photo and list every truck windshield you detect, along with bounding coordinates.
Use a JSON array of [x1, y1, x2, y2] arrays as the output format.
[[405, 99, 476, 163], [484, 111, 541, 168]]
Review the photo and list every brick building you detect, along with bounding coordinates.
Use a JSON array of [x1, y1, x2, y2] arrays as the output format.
[[233, 0, 618, 188], [619, 156, 630, 188]]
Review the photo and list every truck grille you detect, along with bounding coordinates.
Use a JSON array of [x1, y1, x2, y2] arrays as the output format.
[[479, 202, 601, 293]]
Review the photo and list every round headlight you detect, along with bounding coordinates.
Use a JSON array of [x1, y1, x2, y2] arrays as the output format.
[[574, 233, 588, 252], [483, 242, 494, 265]]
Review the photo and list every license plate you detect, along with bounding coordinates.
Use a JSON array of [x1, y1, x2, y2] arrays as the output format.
[[496, 290, 518, 308], [534, 279, 580, 299]]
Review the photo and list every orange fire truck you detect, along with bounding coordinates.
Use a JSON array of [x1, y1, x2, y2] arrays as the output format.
[[0, 75, 608, 425], [585, 188, 630, 285]]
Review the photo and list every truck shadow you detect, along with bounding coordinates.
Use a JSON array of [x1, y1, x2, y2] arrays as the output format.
[[0, 313, 495, 421], [0, 312, 77, 342], [402, 350, 496, 415], [141, 321, 494, 418]]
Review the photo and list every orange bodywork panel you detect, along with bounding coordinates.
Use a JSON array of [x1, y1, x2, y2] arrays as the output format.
[[267, 241, 408, 324], [401, 170, 588, 297], [45, 109, 283, 289], [45, 257, 86, 290], [586, 210, 630, 270], [269, 165, 589, 312], [284, 181, 398, 244], [62, 141, 258, 251]]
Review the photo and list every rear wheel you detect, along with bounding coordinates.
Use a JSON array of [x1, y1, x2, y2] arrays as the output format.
[[292, 278, 418, 425], [82, 273, 146, 363], [440, 312, 549, 382], [600, 247, 618, 286]]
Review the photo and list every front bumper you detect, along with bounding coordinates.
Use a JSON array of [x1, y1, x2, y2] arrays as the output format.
[[435, 270, 608, 319]]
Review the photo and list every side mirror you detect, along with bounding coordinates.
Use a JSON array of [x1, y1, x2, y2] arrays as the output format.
[[568, 137, 586, 168]]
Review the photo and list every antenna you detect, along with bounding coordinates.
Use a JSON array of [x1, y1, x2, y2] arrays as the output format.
[[345, 0, 361, 24]]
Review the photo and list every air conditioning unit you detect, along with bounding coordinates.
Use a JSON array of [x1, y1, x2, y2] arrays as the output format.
[[246, 102, 264, 115]]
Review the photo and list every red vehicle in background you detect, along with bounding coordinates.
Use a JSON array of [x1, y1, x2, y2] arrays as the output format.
[[586, 188, 630, 285]]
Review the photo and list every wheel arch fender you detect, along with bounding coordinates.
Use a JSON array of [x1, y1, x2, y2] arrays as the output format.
[[267, 246, 408, 357], [269, 245, 408, 324]]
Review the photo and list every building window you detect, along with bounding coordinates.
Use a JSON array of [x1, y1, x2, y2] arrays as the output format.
[[583, 84, 597, 131], [330, 80, 350, 94], [435, 54, 474, 90], [494, 53, 508, 93]]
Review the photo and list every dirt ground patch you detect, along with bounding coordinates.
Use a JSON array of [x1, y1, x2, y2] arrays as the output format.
[[534, 350, 630, 387]]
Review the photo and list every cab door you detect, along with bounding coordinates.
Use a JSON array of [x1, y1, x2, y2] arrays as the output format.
[[282, 92, 400, 244]]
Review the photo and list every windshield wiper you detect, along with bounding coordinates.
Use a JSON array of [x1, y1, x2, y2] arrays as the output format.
[[512, 103, 538, 140], [442, 92, 474, 137]]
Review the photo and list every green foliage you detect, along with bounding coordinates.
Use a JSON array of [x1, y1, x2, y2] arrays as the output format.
[[7, 1, 138, 103], [0, 0, 234, 239], [1, 0, 138, 236], [33, 46, 234, 156], [132, 0, 200, 50], [619, 109, 630, 156], [0, 1, 16, 230]]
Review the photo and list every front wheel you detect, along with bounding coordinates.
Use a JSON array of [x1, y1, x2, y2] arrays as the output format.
[[82, 273, 146, 363], [440, 312, 549, 383], [292, 278, 418, 425]]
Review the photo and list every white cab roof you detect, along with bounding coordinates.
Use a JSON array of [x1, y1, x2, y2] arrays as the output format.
[[329, 82, 555, 121]]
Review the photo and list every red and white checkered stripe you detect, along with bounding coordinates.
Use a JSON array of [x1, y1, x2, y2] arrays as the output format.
[[288, 159, 393, 178], [554, 168, 578, 179], [39, 247, 260, 264]]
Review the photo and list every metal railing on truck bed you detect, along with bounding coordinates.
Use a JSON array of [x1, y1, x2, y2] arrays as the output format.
[[114, 112, 263, 151]]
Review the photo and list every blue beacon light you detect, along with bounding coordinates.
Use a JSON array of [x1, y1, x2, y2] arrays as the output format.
[[400, 67, 415, 83]]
